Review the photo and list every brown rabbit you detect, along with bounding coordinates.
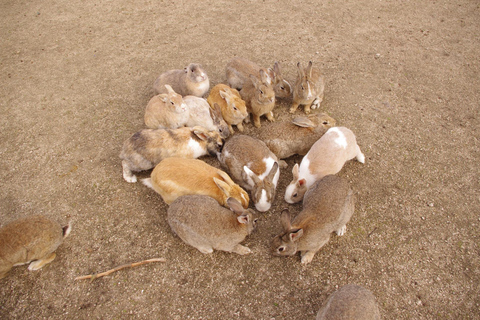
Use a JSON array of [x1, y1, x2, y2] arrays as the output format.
[[239, 70, 276, 128], [218, 135, 280, 212], [290, 61, 325, 114], [207, 84, 248, 134], [183, 97, 230, 139], [0, 215, 71, 278], [226, 57, 272, 90], [168, 195, 257, 255], [271, 61, 292, 99], [144, 84, 189, 129], [316, 284, 381, 320], [255, 113, 336, 160], [142, 157, 250, 209], [120, 126, 223, 183], [153, 63, 210, 97], [272, 175, 355, 264]]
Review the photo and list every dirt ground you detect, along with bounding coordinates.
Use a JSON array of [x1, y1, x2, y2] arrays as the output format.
[[1, 0, 479, 319]]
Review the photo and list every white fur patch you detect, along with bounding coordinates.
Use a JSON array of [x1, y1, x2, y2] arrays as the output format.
[[299, 157, 317, 188], [188, 138, 207, 158], [284, 183, 296, 203], [196, 79, 209, 91], [307, 81, 313, 99], [329, 127, 348, 149], [255, 189, 270, 212]]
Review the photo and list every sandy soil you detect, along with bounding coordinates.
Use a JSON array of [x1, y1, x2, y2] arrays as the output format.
[[1, 0, 479, 319]]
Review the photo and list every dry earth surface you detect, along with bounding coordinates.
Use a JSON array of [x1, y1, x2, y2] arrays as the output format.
[[1, 0, 479, 319]]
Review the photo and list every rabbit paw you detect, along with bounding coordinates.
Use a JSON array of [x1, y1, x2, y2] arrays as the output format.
[[311, 98, 321, 110], [232, 245, 252, 255], [336, 225, 347, 236], [356, 152, 365, 164], [300, 251, 315, 264], [28, 252, 56, 271], [197, 246, 214, 254]]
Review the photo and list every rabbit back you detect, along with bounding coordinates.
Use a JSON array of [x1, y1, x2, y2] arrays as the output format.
[[153, 63, 209, 97], [144, 86, 188, 129], [316, 284, 381, 320]]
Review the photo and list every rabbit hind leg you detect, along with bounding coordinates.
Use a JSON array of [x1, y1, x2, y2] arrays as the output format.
[[28, 252, 56, 271]]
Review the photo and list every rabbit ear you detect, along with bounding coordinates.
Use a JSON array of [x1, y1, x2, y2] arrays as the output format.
[[306, 61, 313, 78], [212, 103, 223, 120], [219, 89, 230, 100], [298, 178, 306, 186], [292, 163, 299, 180], [292, 116, 315, 128], [164, 84, 175, 94], [273, 61, 281, 75], [193, 129, 209, 141], [266, 162, 279, 182], [289, 228, 304, 242], [296, 62, 304, 77], [216, 170, 236, 186], [227, 197, 245, 214], [249, 74, 260, 88], [260, 68, 272, 84], [243, 166, 261, 184], [237, 214, 250, 224], [213, 177, 230, 196], [280, 209, 292, 230]]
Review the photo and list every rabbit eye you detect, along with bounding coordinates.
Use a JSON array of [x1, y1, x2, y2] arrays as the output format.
[[293, 193, 298, 198], [278, 247, 285, 252], [260, 90, 264, 94], [301, 86, 304, 91], [280, 86, 285, 90], [254, 218, 259, 223], [170, 101, 175, 105], [323, 121, 328, 125], [219, 128, 223, 132], [233, 106, 238, 111]]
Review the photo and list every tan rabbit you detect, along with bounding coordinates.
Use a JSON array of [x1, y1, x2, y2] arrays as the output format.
[[218, 134, 280, 212], [0, 215, 71, 278], [153, 63, 210, 97], [142, 157, 250, 209], [207, 84, 248, 134], [226, 57, 272, 90], [272, 175, 355, 264], [168, 195, 257, 255], [256, 113, 336, 160], [316, 284, 381, 320], [290, 61, 325, 114], [144, 84, 189, 129], [183, 96, 230, 139], [271, 61, 292, 99], [239, 70, 276, 128], [284, 127, 364, 204], [120, 126, 223, 183]]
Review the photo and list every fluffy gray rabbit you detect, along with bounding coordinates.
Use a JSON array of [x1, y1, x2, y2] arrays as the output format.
[[0, 215, 71, 278], [316, 284, 381, 320], [272, 175, 355, 264], [218, 134, 280, 212], [153, 63, 210, 97], [167, 195, 257, 255]]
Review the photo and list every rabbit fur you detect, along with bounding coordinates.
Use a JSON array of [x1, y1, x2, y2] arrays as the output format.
[[218, 134, 280, 212], [284, 126, 364, 204], [120, 126, 223, 183], [316, 284, 381, 320], [290, 61, 325, 114], [255, 113, 336, 160], [153, 63, 210, 97], [0, 215, 71, 279], [168, 195, 257, 255], [144, 84, 189, 129], [142, 157, 250, 209], [183, 96, 230, 139], [207, 84, 248, 134], [273, 175, 355, 264]]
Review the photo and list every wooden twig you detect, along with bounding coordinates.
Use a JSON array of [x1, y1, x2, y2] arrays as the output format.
[[75, 258, 166, 281]]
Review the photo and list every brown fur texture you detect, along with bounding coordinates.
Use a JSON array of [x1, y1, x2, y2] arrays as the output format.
[[0, 215, 71, 279], [225, 57, 269, 90], [291, 61, 325, 114], [167, 195, 257, 255], [120, 126, 223, 183], [153, 63, 210, 97], [316, 284, 381, 320], [144, 84, 188, 129], [218, 134, 280, 212], [207, 84, 248, 134], [183, 96, 230, 139], [272, 175, 355, 264], [143, 157, 250, 208], [255, 113, 336, 159], [239, 69, 276, 128]]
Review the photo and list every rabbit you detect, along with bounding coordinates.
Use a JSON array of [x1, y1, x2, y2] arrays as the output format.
[[144, 84, 189, 129], [256, 113, 336, 160], [226, 58, 291, 99], [183, 96, 230, 139], [284, 126, 364, 204], [316, 284, 381, 320], [120, 126, 223, 183], [218, 134, 280, 212], [142, 157, 250, 209], [239, 69, 276, 128], [153, 63, 210, 97], [290, 61, 325, 114], [272, 175, 355, 264], [168, 195, 257, 255], [0, 215, 71, 279], [207, 84, 248, 134]]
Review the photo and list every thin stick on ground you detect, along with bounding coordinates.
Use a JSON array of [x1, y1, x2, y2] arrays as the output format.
[[75, 258, 166, 281]]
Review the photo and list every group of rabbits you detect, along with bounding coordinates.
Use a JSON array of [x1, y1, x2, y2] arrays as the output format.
[[0, 57, 380, 319]]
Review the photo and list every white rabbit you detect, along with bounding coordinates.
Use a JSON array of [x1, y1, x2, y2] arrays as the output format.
[[218, 134, 280, 212], [273, 175, 355, 264], [183, 96, 230, 139], [168, 195, 257, 255], [284, 126, 364, 204]]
